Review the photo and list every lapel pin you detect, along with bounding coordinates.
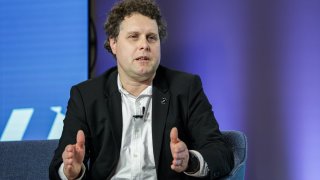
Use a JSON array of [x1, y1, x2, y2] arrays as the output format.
[[161, 97, 167, 104]]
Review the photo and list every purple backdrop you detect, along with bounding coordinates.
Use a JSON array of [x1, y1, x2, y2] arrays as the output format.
[[91, 0, 320, 179]]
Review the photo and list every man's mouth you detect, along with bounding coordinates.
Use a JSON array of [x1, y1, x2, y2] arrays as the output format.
[[135, 56, 150, 61]]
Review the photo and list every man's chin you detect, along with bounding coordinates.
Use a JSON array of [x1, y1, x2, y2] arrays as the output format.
[[137, 67, 153, 74], [134, 70, 155, 79]]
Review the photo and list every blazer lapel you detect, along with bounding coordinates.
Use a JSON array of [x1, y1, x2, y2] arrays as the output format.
[[152, 66, 170, 170], [104, 69, 123, 151]]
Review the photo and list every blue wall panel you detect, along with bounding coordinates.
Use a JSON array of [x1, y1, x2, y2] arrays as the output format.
[[0, 0, 88, 141]]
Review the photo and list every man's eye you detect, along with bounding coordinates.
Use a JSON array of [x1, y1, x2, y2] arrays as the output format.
[[148, 36, 158, 41], [129, 35, 138, 39]]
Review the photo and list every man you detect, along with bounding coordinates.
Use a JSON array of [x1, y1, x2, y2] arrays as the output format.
[[49, 0, 234, 179]]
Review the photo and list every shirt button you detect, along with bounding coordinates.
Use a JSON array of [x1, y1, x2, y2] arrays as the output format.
[[134, 154, 138, 158]]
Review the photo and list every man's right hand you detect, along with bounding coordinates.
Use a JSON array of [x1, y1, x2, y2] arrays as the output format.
[[62, 130, 85, 179]]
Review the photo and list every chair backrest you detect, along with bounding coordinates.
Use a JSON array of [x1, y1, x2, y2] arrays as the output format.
[[0, 139, 59, 180], [219, 130, 247, 180], [0, 131, 247, 180]]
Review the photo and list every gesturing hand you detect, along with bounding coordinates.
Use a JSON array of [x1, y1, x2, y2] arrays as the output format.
[[170, 127, 189, 172], [62, 130, 85, 179]]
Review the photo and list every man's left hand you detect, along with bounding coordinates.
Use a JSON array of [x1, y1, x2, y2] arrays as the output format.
[[170, 127, 189, 172]]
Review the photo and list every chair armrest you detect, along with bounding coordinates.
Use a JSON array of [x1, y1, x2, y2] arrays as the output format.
[[219, 130, 247, 180]]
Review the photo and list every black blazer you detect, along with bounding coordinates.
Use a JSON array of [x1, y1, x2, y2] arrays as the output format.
[[49, 66, 234, 180]]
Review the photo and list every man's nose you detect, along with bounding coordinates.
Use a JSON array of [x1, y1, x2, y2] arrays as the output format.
[[138, 37, 150, 50]]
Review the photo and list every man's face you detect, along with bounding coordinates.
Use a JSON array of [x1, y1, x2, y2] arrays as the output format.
[[109, 13, 161, 82]]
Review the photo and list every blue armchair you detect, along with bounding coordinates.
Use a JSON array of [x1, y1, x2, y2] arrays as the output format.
[[220, 130, 247, 180], [0, 131, 246, 179]]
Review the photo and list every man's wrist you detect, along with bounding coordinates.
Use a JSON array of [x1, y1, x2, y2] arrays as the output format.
[[185, 151, 200, 174], [58, 163, 86, 180]]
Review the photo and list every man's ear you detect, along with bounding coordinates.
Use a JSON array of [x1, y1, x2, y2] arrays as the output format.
[[109, 37, 117, 55]]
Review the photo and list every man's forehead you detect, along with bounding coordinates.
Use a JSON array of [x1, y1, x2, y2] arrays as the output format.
[[121, 13, 157, 25], [119, 14, 159, 34]]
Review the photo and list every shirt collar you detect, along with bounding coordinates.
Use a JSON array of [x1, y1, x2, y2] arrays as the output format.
[[117, 74, 152, 97]]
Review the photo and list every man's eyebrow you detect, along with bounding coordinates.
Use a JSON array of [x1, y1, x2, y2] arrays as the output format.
[[126, 31, 139, 34], [147, 32, 158, 35], [125, 31, 158, 36]]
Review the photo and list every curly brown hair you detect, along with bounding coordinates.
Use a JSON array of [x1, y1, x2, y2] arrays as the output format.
[[104, 0, 167, 54]]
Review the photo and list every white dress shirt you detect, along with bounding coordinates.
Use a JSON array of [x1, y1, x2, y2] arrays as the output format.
[[112, 75, 156, 180]]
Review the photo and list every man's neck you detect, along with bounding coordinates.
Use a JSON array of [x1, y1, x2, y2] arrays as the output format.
[[119, 75, 153, 97]]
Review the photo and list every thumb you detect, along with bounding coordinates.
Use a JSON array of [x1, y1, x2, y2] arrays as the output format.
[[76, 130, 85, 150], [170, 127, 179, 144]]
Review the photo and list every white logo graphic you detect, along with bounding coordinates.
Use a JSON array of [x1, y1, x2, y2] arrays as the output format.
[[47, 106, 65, 139], [0, 108, 34, 141], [0, 106, 65, 141]]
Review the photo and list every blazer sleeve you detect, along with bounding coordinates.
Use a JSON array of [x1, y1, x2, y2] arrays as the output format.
[[49, 86, 90, 180], [186, 75, 234, 179]]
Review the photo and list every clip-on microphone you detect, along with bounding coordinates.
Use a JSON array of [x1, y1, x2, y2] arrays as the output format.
[[132, 106, 145, 119]]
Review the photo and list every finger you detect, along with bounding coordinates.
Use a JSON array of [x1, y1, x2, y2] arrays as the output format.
[[63, 150, 74, 162], [76, 130, 85, 150], [170, 127, 179, 144], [171, 164, 184, 172], [172, 151, 186, 159], [172, 145, 186, 154], [65, 158, 74, 165], [65, 151, 75, 159], [172, 159, 183, 166], [171, 159, 188, 173], [65, 145, 75, 152]]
